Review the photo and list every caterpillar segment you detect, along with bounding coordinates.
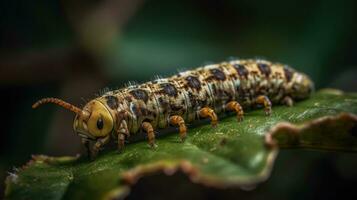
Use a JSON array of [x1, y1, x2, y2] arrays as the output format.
[[33, 59, 314, 158]]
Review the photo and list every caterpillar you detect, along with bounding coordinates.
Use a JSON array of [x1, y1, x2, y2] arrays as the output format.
[[33, 59, 314, 158]]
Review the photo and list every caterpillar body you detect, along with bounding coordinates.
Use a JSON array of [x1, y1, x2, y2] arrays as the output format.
[[33, 59, 314, 158]]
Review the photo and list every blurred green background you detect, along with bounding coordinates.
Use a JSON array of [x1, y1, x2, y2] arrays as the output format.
[[1, 0, 357, 199]]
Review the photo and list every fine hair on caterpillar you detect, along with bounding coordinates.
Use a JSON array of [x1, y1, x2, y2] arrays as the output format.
[[33, 58, 314, 159]]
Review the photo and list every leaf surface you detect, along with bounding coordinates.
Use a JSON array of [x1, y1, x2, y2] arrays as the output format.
[[5, 89, 357, 200]]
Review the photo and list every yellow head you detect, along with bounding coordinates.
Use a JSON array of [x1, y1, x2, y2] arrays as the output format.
[[73, 100, 114, 140], [32, 98, 114, 140]]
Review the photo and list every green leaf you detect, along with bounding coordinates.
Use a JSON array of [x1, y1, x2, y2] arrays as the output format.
[[5, 89, 357, 200]]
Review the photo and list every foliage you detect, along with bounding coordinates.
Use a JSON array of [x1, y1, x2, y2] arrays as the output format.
[[5, 90, 357, 200]]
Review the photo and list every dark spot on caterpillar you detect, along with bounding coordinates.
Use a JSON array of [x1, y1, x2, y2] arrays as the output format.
[[131, 103, 150, 117], [210, 68, 226, 81], [233, 64, 248, 78], [130, 89, 149, 103], [170, 104, 183, 112], [284, 66, 294, 82], [105, 95, 119, 110], [160, 83, 177, 97], [257, 63, 271, 77], [185, 76, 201, 90]]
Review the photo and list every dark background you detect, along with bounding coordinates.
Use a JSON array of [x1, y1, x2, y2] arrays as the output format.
[[1, 0, 357, 199]]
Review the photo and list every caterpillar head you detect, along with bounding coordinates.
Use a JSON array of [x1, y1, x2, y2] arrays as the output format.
[[32, 98, 114, 140], [73, 100, 114, 140], [289, 73, 315, 99]]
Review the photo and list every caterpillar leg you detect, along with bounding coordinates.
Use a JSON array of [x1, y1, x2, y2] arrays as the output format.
[[81, 138, 91, 158], [142, 122, 156, 148], [115, 117, 129, 153], [117, 133, 126, 152], [255, 95, 272, 115], [282, 96, 294, 107], [226, 101, 244, 122], [91, 135, 110, 159], [199, 107, 218, 127], [169, 115, 187, 142]]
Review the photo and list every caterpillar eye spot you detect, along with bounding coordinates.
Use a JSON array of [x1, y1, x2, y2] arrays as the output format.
[[233, 64, 248, 78], [257, 63, 271, 77], [160, 83, 178, 97], [97, 118, 104, 130], [185, 76, 201, 90], [210, 68, 226, 81]]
